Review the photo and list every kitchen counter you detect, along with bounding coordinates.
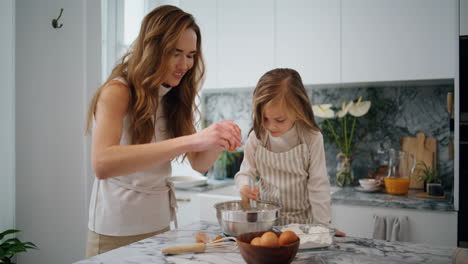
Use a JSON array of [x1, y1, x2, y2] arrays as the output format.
[[332, 187, 454, 211], [175, 178, 235, 192], [74, 221, 454, 264], [188, 181, 454, 212]]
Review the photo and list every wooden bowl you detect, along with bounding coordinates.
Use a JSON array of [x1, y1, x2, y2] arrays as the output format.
[[237, 231, 300, 264]]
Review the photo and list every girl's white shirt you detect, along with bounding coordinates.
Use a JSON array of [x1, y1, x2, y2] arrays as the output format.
[[88, 77, 175, 236], [234, 123, 332, 226]]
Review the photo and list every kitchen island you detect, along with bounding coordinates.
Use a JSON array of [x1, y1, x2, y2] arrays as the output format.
[[74, 221, 454, 264]]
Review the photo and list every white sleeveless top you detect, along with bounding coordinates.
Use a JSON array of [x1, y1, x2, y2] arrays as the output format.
[[88, 77, 176, 236]]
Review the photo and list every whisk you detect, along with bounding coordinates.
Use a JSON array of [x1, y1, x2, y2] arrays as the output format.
[[161, 236, 238, 255]]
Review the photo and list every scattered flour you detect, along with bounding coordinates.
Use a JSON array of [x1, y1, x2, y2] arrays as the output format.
[[281, 224, 333, 248]]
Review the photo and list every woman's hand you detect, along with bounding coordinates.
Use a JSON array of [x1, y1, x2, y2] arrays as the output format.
[[240, 185, 259, 204], [190, 120, 242, 152], [334, 229, 347, 237]]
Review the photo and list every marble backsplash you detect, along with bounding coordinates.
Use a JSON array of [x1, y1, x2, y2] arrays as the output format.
[[201, 79, 454, 190]]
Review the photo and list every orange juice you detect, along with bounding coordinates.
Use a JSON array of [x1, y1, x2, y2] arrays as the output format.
[[384, 178, 410, 195]]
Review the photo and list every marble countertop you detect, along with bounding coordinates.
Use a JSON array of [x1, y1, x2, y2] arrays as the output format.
[[332, 187, 454, 211], [180, 180, 454, 212], [74, 221, 454, 264]]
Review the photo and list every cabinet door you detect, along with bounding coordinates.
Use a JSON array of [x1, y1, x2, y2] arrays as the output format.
[[342, 0, 456, 82], [461, 0, 468, 36], [217, 0, 275, 89], [332, 204, 457, 247], [179, 0, 218, 89], [276, 0, 341, 85]]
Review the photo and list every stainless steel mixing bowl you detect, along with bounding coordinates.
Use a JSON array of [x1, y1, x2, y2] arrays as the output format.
[[214, 200, 280, 236]]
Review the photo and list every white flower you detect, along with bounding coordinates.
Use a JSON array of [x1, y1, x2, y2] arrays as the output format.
[[337, 100, 353, 118], [349, 96, 371, 117], [312, 104, 335, 118]]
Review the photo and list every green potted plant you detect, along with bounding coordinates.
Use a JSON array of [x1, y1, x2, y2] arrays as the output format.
[[0, 229, 38, 264], [416, 161, 443, 196], [211, 150, 243, 180]]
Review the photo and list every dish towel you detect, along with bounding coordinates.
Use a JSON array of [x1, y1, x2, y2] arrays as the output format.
[[452, 248, 468, 264], [372, 215, 409, 242]]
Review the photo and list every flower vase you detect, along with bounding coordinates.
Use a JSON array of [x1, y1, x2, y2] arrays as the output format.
[[336, 153, 353, 187]]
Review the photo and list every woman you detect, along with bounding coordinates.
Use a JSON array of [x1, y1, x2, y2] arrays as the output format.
[[85, 5, 241, 257]]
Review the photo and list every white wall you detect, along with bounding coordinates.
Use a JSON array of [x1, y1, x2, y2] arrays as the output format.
[[15, 0, 100, 263], [0, 0, 16, 233]]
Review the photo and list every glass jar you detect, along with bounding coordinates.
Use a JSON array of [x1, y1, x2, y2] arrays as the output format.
[[336, 153, 353, 187], [384, 149, 416, 195]]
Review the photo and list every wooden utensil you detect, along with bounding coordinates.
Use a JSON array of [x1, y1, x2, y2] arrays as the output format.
[[447, 92, 454, 118], [161, 237, 237, 255], [401, 132, 437, 189]]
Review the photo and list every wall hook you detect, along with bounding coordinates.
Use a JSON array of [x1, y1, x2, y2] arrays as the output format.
[[52, 8, 64, 29]]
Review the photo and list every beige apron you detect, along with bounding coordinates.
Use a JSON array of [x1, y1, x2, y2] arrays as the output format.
[[256, 129, 311, 225], [108, 178, 178, 228]]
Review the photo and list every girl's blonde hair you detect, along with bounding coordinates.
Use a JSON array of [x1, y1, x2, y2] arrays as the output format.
[[86, 5, 205, 145], [250, 68, 320, 140]]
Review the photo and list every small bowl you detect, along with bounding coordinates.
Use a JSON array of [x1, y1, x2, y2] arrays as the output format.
[[237, 231, 300, 264], [359, 178, 379, 189]]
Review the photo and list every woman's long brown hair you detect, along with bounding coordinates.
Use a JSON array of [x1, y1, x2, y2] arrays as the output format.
[[250, 68, 320, 141], [86, 5, 205, 147]]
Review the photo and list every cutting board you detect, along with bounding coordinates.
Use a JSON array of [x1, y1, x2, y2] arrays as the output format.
[[401, 132, 437, 189]]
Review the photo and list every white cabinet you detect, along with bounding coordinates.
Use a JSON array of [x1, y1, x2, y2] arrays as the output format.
[[198, 185, 240, 222], [341, 0, 457, 82], [182, 0, 457, 88], [175, 190, 201, 227], [332, 204, 458, 247], [179, 0, 218, 89], [276, 0, 341, 85], [182, 0, 274, 89], [217, 0, 275, 88], [461, 0, 468, 35]]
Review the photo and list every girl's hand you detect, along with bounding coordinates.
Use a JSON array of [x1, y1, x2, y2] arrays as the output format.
[[240, 185, 259, 204], [190, 120, 242, 152]]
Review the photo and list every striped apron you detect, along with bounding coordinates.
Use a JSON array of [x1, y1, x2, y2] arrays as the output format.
[[256, 132, 311, 225]]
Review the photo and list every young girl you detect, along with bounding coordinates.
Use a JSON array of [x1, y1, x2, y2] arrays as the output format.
[[85, 6, 241, 257], [235, 68, 331, 226]]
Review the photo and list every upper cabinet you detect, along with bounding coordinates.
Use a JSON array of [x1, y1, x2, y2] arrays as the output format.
[[341, 0, 457, 83], [182, 0, 274, 89], [182, 0, 457, 89], [276, 0, 341, 85], [216, 0, 275, 88], [461, 0, 468, 36], [179, 0, 218, 89]]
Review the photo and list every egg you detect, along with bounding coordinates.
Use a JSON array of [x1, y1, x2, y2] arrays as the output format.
[[195, 232, 210, 243], [227, 147, 237, 152], [260, 232, 279, 247], [278, 230, 298, 246], [250, 237, 262, 246]]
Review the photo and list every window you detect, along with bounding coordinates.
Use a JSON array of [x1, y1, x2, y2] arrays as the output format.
[[103, 0, 180, 79]]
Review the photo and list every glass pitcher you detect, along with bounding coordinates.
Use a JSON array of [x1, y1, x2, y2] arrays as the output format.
[[384, 149, 416, 195]]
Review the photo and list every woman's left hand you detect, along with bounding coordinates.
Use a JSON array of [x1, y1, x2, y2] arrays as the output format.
[[334, 229, 346, 237], [188, 120, 242, 152]]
